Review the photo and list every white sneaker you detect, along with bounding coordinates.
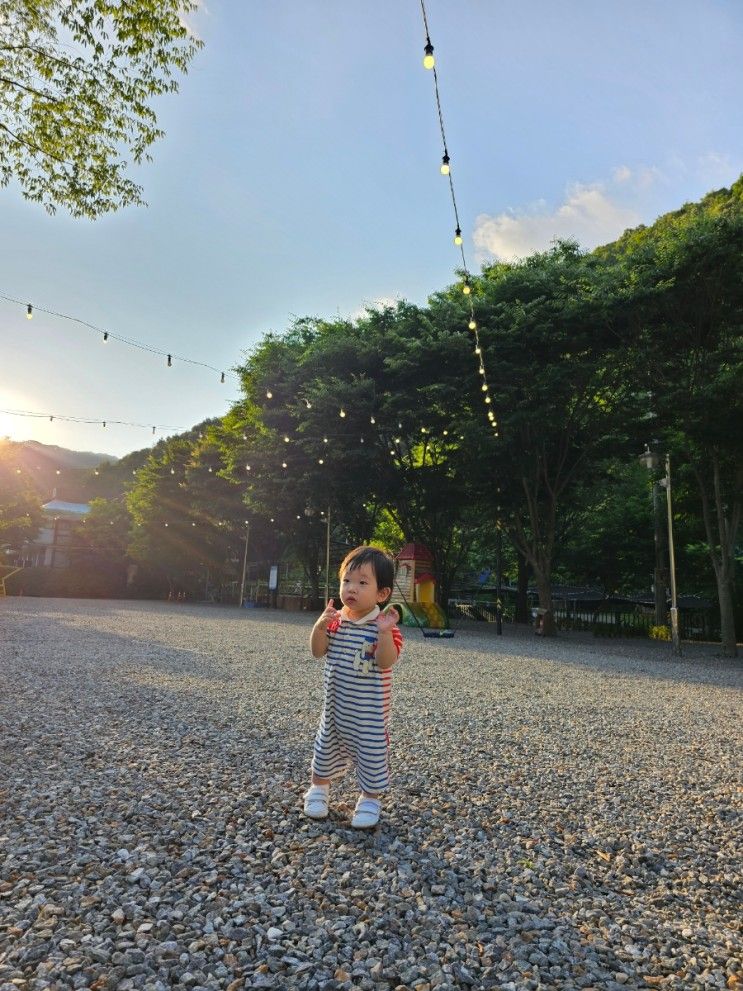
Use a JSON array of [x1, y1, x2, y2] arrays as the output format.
[[303, 785, 329, 819], [351, 795, 381, 829]]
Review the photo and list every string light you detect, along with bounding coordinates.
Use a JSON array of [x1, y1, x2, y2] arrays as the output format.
[[423, 40, 435, 69], [0, 407, 181, 434], [418, 0, 498, 436], [339, 408, 346, 418], [1, 291, 237, 383]]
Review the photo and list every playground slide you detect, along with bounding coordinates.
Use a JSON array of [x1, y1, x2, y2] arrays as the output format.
[[391, 600, 449, 630]]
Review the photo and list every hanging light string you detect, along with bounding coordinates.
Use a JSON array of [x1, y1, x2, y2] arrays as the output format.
[[0, 292, 233, 384], [418, 0, 498, 435], [0, 407, 184, 435]]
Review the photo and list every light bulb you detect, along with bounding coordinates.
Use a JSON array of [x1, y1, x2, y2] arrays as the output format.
[[370, 416, 376, 424], [485, 396, 492, 404], [440, 154, 450, 175], [481, 384, 488, 392], [454, 227, 463, 245], [284, 435, 290, 443], [282, 462, 287, 469], [479, 366, 485, 375], [323, 436, 328, 443], [26, 304, 32, 319], [318, 458, 324, 465], [266, 390, 273, 399], [220, 372, 225, 383], [475, 346, 481, 354], [170, 468, 175, 474], [246, 465, 251, 471], [103, 331, 108, 341], [462, 282, 471, 295], [339, 408, 346, 418], [469, 319, 476, 330], [423, 41, 435, 69]]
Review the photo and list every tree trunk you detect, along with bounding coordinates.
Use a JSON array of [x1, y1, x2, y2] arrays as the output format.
[[515, 551, 531, 623], [693, 452, 740, 658], [534, 571, 557, 636], [717, 568, 738, 659]]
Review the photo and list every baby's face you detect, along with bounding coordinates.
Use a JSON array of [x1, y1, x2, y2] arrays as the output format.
[[339, 563, 388, 619]]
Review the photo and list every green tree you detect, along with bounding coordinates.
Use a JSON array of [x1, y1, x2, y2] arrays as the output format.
[[608, 178, 743, 655], [465, 243, 632, 633], [1, 0, 201, 217], [0, 441, 43, 551], [227, 309, 487, 607]]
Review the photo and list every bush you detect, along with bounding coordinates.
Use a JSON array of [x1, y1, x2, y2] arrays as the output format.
[[649, 624, 671, 641]]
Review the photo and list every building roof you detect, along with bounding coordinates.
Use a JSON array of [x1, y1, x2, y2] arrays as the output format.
[[396, 542, 433, 562], [42, 500, 90, 517]]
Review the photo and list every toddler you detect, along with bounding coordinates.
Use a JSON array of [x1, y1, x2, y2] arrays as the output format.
[[304, 545, 403, 828]]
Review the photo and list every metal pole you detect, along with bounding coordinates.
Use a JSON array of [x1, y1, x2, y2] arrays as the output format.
[[664, 455, 681, 656], [239, 522, 250, 607], [324, 507, 331, 602], [652, 479, 666, 626], [496, 525, 503, 635]]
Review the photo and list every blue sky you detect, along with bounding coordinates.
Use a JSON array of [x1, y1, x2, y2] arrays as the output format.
[[1, 0, 741, 458]]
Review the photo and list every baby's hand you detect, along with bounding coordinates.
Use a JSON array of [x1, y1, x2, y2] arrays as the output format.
[[318, 598, 341, 628], [376, 606, 399, 634]]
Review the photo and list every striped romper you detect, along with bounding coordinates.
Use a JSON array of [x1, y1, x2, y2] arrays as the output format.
[[311, 606, 403, 794]]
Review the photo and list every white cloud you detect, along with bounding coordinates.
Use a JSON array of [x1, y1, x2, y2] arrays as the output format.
[[473, 154, 743, 264], [473, 175, 647, 262]]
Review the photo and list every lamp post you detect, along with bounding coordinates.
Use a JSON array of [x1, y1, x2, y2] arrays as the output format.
[[324, 506, 331, 602], [304, 506, 332, 604], [496, 522, 503, 636], [639, 446, 681, 656], [639, 445, 667, 626], [239, 520, 250, 607], [660, 455, 681, 656]]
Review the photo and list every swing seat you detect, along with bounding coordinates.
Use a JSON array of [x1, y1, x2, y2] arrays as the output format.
[[422, 628, 455, 639]]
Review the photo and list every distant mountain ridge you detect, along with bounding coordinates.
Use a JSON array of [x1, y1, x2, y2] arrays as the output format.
[[20, 440, 118, 468], [0, 439, 118, 503]]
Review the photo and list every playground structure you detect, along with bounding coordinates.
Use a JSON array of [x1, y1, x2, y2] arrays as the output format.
[[391, 543, 451, 633], [0, 567, 23, 597]]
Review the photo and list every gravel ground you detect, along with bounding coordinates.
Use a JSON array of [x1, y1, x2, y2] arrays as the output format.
[[0, 598, 741, 991]]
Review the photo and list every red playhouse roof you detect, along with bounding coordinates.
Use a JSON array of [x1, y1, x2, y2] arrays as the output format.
[[396, 542, 433, 562], [414, 572, 435, 583]]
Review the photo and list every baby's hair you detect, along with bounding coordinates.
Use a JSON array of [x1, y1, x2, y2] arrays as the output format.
[[339, 545, 395, 601]]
